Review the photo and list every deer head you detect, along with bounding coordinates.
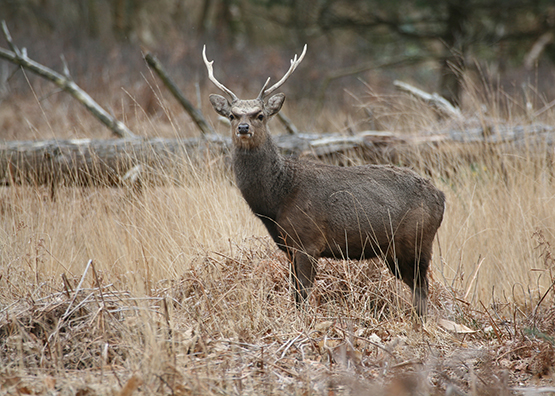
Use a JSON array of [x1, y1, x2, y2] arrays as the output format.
[[203, 45, 307, 149]]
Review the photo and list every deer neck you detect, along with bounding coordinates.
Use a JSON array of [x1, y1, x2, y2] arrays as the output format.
[[232, 136, 294, 219]]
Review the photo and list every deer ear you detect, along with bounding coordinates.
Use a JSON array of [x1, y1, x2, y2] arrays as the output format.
[[266, 93, 285, 117], [209, 94, 231, 117]]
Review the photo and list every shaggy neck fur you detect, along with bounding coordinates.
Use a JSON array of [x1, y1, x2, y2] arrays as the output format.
[[232, 136, 295, 222]]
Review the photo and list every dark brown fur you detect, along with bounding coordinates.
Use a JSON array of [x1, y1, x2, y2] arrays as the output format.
[[205, 50, 445, 316]]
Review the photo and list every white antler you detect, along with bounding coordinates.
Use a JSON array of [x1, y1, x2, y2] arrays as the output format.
[[257, 44, 307, 101], [202, 45, 238, 102]]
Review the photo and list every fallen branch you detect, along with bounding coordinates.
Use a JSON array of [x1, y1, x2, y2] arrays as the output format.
[[0, 132, 421, 187], [276, 112, 299, 135], [4, 122, 553, 188], [524, 31, 554, 70], [144, 52, 214, 136], [0, 21, 135, 138], [0, 136, 227, 188], [394, 80, 463, 119]]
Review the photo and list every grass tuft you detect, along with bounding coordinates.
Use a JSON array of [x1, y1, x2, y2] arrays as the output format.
[[1, 86, 555, 394]]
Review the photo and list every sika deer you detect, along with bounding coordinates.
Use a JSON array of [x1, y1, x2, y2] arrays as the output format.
[[203, 45, 445, 316]]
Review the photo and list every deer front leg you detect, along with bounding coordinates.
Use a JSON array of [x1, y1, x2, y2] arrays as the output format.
[[291, 251, 317, 305]]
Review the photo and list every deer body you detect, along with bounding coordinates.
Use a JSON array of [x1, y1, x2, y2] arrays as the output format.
[[203, 45, 445, 316]]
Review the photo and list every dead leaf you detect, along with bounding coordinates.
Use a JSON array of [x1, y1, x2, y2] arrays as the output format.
[[314, 321, 334, 332], [119, 375, 142, 396], [76, 387, 93, 396], [317, 338, 342, 351], [44, 376, 56, 390], [438, 319, 476, 334], [16, 386, 33, 395], [1, 376, 20, 389]]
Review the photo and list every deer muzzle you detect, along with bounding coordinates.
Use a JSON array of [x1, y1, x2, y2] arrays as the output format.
[[237, 123, 252, 137]]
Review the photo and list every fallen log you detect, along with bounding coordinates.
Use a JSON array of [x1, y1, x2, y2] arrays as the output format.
[[2, 123, 553, 188], [0, 136, 226, 187], [0, 132, 436, 187]]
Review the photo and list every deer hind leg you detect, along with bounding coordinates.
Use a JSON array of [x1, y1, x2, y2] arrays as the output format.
[[409, 256, 430, 318], [413, 279, 428, 317], [391, 254, 429, 318], [291, 251, 318, 305], [412, 263, 428, 318]]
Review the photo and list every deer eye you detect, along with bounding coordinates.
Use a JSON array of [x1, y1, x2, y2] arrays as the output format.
[[229, 114, 235, 121], [257, 113, 264, 121]]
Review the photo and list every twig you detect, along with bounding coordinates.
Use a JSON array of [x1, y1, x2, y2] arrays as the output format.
[[0, 21, 135, 138], [90, 260, 107, 312], [63, 259, 93, 319], [1, 21, 21, 57], [495, 345, 529, 362], [464, 256, 485, 300], [60, 54, 71, 79], [390, 359, 423, 369], [511, 387, 555, 394], [61, 273, 73, 298], [479, 300, 503, 341], [276, 334, 303, 360], [532, 278, 555, 329], [144, 52, 214, 136]]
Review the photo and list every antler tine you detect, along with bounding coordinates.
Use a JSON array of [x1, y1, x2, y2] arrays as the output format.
[[202, 45, 238, 102], [258, 44, 307, 101], [256, 77, 271, 100]]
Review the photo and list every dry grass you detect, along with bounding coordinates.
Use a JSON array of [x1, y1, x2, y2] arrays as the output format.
[[1, 86, 555, 395]]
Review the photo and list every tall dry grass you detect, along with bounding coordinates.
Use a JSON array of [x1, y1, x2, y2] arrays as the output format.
[[1, 84, 555, 394]]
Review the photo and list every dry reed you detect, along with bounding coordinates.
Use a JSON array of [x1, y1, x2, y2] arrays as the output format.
[[1, 84, 555, 394]]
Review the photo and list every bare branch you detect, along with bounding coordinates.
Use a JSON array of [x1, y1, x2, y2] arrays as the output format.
[[60, 54, 71, 79], [394, 80, 463, 119], [1, 20, 21, 57], [524, 31, 554, 70], [0, 21, 135, 138], [276, 112, 299, 135], [202, 45, 238, 102], [258, 44, 307, 100], [145, 52, 215, 136]]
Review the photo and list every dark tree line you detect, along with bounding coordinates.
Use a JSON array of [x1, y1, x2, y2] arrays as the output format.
[[259, 0, 555, 104], [1, 0, 554, 106]]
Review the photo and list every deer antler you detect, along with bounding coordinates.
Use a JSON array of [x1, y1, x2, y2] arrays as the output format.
[[202, 46, 238, 102], [257, 44, 307, 101]]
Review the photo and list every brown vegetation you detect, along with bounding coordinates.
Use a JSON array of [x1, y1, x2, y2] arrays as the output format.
[[1, 77, 555, 394], [1, 8, 555, 390]]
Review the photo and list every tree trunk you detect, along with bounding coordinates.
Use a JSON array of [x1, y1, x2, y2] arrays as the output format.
[[438, 0, 469, 106], [197, 0, 213, 38]]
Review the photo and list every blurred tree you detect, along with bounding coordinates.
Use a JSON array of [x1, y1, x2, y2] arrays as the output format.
[[258, 0, 555, 105], [113, 0, 134, 40], [1, 0, 554, 106], [215, 0, 239, 45], [197, 0, 213, 37]]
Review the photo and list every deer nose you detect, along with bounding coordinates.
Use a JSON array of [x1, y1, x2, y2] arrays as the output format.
[[237, 123, 250, 135]]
